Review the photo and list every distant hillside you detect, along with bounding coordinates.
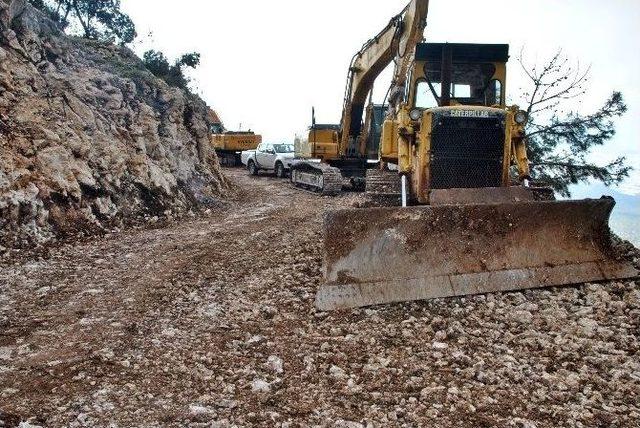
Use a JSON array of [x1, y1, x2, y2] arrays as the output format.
[[569, 183, 639, 246], [612, 192, 640, 217], [570, 183, 640, 216]]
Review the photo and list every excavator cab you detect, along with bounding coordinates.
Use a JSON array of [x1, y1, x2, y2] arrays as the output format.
[[208, 109, 262, 167]]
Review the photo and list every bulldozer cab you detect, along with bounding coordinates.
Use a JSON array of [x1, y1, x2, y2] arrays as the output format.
[[409, 43, 508, 109], [379, 43, 524, 201]]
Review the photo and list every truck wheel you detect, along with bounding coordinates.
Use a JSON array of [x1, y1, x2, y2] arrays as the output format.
[[248, 160, 259, 176], [275, 162, 286, 179]]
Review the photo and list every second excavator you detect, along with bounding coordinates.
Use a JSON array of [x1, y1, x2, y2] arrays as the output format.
[[208, 109, 262, 167], [298, 0, 638, 310], [290, 0, 429, 195]]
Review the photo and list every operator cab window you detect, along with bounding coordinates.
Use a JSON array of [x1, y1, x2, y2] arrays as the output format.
[[210, 123, 224, 134], [453, 84, 471, 98], [415, 80, 440, 109], [486, 79, 502, 106], [417, 62, 500, 107]]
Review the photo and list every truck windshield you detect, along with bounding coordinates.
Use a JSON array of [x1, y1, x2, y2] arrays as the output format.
[[416, 62, 502, 108], [273, 144, 294, 153]]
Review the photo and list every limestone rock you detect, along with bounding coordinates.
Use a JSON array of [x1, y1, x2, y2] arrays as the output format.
[[0, 0, 228, 249]]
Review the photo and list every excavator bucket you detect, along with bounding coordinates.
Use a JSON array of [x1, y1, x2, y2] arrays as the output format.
[[316, 198, 638, 310]]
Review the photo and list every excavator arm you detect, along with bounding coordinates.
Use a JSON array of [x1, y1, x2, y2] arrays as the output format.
[[339, 0, 429, 156]]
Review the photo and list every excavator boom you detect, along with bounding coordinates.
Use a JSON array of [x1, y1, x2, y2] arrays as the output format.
[[290, 0, 429, 194], [339, 0, 429, 155]]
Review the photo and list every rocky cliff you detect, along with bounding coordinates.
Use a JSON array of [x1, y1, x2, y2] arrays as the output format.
[[0, 0, 228, 249]]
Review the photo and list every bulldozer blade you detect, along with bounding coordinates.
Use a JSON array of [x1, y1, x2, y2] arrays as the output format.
[[316, 198, 638, 311]]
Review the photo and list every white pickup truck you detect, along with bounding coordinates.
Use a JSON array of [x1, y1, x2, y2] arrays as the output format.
[[241, 142, 295, 178]]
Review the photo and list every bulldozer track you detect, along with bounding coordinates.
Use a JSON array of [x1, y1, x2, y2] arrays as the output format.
[[290, 162, 344, 196], [364, 169, 402, 206]]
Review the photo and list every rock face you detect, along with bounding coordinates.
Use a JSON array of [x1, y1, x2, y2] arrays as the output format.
[[0, 0, 228, 249]]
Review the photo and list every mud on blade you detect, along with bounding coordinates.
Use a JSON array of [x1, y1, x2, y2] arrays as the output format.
[[316, 198, 638, 311]]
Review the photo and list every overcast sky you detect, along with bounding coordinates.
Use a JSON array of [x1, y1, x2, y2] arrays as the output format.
[[121, 0, 639, 196]]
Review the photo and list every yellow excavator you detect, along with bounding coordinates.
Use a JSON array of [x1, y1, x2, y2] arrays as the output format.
[[208, 109, 262, 167], [290, 0, 430, 194], [310, 0, 638, 310]]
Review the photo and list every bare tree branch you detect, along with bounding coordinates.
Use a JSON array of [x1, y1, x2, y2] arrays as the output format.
[[515, 49, 630, 197]]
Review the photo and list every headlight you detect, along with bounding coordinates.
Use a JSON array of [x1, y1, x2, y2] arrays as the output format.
[[514, 110, 528, 125], [409, 108, 423, 121]]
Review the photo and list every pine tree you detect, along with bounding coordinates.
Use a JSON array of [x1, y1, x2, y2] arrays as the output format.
[[142, 51, 201, 91], [517, 50, 630, 196], [28, 0, 136, 45]]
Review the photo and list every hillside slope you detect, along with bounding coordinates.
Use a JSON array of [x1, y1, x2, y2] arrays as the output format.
[[0, 0, 228, 249]]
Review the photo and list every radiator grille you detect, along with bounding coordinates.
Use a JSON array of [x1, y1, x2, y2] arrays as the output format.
[[430, 115, 505, 189]]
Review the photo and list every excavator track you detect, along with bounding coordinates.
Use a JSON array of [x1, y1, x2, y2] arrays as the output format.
[[365, 169, 402, 206], [290, 162, 344, 196]]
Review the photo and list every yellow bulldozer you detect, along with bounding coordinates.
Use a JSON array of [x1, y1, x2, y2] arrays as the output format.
[[208, 109, 262, 167], [297, 0, 638, 310]]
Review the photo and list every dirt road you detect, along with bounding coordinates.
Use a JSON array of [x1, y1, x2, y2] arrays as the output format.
[[1, 169, 639, 427]]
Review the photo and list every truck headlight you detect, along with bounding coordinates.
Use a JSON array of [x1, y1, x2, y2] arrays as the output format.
[[514, 110, 528, 125]]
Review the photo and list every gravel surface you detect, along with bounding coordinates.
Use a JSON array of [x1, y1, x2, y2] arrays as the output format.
[[1, 169, 639, 427]]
